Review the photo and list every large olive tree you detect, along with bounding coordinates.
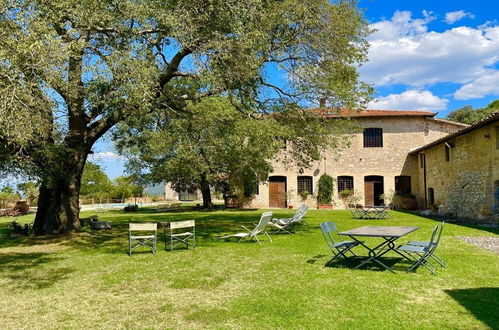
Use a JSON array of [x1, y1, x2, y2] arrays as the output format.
[[0, 0, 371, 235]]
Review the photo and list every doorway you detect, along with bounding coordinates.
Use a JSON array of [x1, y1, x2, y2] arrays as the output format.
[[269, 176, 287, 208], [364, 176, 384, 206]]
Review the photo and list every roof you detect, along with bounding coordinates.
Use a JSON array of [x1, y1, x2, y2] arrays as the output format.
[[410, 112, 499, 153], [431, 118, 469, 128], [309, 108, 438, 118]]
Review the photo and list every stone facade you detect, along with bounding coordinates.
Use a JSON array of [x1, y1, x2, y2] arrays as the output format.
[[162, 110, 473, 211], [249, 112, 465, 209], [413, 113, 499, 220]]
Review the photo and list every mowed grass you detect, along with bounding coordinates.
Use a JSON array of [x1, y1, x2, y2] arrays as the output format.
[[0, 208, 498, 329]]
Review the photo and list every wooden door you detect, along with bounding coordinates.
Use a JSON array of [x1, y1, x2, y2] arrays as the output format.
[[364, 181, 374, 206], [269, 181, 286, 208]]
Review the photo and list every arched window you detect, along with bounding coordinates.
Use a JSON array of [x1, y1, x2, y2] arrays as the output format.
[[297, 176, 313, 194], [363, 128, 383, 148], [428, 188, 435, 206], [337, 176, 354, 192]]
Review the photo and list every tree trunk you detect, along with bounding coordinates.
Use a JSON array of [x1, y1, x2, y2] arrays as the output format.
[[33, 154, 86, 235], [199, 174, 213, 209]]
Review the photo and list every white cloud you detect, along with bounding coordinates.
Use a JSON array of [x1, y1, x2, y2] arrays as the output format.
[[361, 11, 499, 87], [368, 90, 449, 111], [88, 151, 126, 161], [444, 10, 474, 24], [454, 70, 499, 99]]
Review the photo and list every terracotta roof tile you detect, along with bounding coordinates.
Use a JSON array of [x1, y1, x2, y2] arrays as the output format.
[[309, 108, 437, 118]]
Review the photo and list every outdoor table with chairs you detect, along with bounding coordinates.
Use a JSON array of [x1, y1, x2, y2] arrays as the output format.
[[321, 222, 446, 274], [348, 204, 390, 219]]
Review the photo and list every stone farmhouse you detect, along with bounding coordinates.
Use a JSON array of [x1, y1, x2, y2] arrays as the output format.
[[248, 109, 466, 210], [167, 109, 499, 214], [411, 112, 499, 220]]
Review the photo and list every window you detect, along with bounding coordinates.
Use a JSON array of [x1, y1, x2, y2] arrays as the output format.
[[297, 176, 313, 194], [363, 128, 383, 147], [445, 144, 450, 161], [337, 176, 354, 192], [428, 188, 435, 206], [395, 176, 411, 194]]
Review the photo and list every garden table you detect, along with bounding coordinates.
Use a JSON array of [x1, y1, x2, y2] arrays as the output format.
[[339, 226, 419, 273], [361, 206, 389, 219]]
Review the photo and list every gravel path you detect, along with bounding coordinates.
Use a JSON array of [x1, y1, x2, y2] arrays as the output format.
[[458, 236, 499, 254]]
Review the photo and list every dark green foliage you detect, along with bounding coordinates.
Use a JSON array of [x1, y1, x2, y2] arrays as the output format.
[[9, 220, 31, 236], [446, 100, 499, 124], [317, 174, 334, 204], [123, 204, 139, 212]]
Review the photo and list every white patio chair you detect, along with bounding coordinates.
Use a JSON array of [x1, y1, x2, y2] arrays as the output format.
[[270, 204, 308, 233], [128, 223, 157, 256], [165, 219, 196, 251], [220, 212, 273, 244]]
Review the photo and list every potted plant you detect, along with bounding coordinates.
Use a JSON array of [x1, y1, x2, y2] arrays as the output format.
[[339, 189, 355, 208], [299, 190, 310, 202], [392, 191, 418, 210], [317, 174, 334, 209]]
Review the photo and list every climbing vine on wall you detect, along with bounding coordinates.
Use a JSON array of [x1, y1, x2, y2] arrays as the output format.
[[447, 172, 487, 219]]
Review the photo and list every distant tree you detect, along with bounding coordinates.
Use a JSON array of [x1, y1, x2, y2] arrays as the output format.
[[112, 176, 143, 203], [446, 100, 499, 124], [17, 182, 39, 205], [80, 162, 113, 200], [0, 186, 20, 209]]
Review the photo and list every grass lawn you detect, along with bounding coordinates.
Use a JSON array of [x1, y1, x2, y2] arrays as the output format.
[[0, 208, 498, 329]]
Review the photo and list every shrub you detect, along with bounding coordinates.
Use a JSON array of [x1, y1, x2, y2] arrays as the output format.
[[339, 189, 354, 199], [317, 174, 334, 204], [9, 221, 31, 236], [299, 190, 310, 201], [123, 204, 139, 212]]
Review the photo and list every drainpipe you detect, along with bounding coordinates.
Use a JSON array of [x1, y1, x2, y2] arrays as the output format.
[[422, 153, 428, 209]]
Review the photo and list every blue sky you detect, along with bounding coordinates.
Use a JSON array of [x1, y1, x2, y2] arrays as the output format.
[[92, 0, 499, 179]]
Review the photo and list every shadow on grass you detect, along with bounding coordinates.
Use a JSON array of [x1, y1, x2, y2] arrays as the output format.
[[0, 252, 72, 290], [445, 287, 499, 329], [316, 254, 416, 273], [0, 209, 298, 254]]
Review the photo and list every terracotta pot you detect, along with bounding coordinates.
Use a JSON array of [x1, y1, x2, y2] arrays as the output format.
[[398, 198, 418, 210], [317, 204, 333, 209], [288, 205, 293, 209]]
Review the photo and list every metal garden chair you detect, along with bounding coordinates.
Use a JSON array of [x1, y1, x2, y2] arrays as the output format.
[[220, 212, 273, 244], [320, 221, 360, 264], [269, 204, 309, 234], [397, 221, 444, 274], [128, 223, 157, 256], [271, 204, 308, 228], [165, 220, 196, 251], [407, 222, 446, 267]]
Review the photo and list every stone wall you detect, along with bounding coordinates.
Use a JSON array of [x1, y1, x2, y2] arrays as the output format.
[[417, 121, 499, 220], [250, 116, 463, 209]]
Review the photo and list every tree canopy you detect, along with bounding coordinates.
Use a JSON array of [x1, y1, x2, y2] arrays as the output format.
[[0, 0, 372, 234], [445, 100, 499, 124], [115, 97, 355, 207]]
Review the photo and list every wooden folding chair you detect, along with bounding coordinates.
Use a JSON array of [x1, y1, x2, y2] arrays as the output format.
[[128, 223, 157, 256], [165, 220, 196, 251]]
